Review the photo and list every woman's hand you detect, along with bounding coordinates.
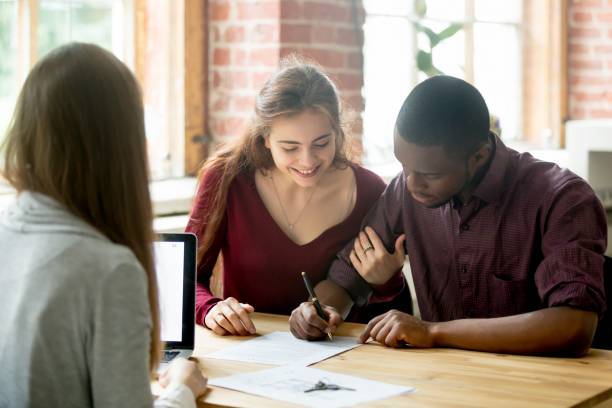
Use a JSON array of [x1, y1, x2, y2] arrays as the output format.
[[204, 297, 256, 336], [158, 357, 208, 399], [349, 226, 406, 285]]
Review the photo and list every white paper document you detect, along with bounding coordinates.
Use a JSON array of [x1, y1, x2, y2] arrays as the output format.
[[209, 365, 415, 408], [205, 331, 360, 366]]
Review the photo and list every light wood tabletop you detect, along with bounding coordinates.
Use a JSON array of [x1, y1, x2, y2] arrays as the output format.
[[191, 313, 612, 407]]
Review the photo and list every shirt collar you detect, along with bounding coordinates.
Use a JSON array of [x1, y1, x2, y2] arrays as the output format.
[[471, 133, 510, 205]]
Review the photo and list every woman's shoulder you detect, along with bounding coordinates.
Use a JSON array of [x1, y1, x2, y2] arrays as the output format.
[[350, 163, 386, 194]]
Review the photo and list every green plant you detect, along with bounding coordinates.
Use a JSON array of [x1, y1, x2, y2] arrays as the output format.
[[413, 0, 463, 77]]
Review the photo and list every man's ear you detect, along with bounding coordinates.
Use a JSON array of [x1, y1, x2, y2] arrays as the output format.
[[467, 141, 492, 174]]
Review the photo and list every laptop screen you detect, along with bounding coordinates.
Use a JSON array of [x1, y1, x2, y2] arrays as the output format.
[[153, 233, 196, 349], [154, 241, 185, 342]]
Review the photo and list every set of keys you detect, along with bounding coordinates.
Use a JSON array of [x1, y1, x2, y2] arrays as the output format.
[[304, 380, 356, 393]]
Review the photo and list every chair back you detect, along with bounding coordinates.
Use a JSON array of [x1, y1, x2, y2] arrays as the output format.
[[592, 255, 612, 350]]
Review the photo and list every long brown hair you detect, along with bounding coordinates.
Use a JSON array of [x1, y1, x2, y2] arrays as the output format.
[[1, 43, 161, 372], [194, 56, 352, 261]]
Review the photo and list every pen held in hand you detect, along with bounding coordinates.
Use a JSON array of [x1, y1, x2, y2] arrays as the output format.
[[301, 271, 333, 341]]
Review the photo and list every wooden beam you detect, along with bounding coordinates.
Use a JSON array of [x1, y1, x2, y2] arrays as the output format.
[[184, 0, 208, 175]]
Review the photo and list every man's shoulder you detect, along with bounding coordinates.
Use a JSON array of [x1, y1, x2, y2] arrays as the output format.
[[512, 151, 590, 197]]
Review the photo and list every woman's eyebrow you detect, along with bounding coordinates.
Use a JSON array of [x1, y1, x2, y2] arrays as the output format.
[[277, 133, 332, 144]]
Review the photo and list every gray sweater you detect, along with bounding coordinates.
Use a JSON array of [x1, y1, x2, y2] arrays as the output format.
[[0, 192, 194, 408]]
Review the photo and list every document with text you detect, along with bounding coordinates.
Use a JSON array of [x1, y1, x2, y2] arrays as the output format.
[[205, 331, 361, 366], [209, 365, 415, 408]]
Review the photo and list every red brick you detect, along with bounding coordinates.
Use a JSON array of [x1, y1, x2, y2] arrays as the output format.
[[347, 53, 362, 70], [594, 44, 612, 53], [302, 48, 345, 69], [237, 2, 279, 20], [343, 94, 364, 111], [281, 0, 303, 19], [211, 94, 230, 111], [596, 12, 612, 22], [571, 11, 592, 22], [588, 109, 612, 118], [213, 48, 230, 65], [570, 75, 610, 86], [213, 26, 221, 42], [212, 71, 222, 87], [608, 61, 612, 69], [281, 23, 311, 43], [574, 91, 605, 101], [225, 26, 245, 43], [228, 71, 249, 88], [334, 72, 363, 90], [232, 95, 256, 112], [572, 0, 602, 6], [233, 49, 247, 65], [609, 28, 612, 38], [252, 23, 279, 43], [337, 27, 361, 47], [570, 43, 591, 54], [211, 0, 231, 20], [570, 59, 604, 69], [570, 106, 586, 118], [570, 27, 602, 38], [211, 116, 246, 138], [312, 25, 335, 43], [303, 2, 349, 22], [279, 46, 297, 59], [249, 48, 279, 66], [251, 71, 274, 88]]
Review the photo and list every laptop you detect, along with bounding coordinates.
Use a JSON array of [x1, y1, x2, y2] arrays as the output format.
[[154, 232, 197, 371]]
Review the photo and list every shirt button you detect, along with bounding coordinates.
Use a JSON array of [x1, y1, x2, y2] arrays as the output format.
[[460, 224, 470, 232], [462, 265, 468, 273]]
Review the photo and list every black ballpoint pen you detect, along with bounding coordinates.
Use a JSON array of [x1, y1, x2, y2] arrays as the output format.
[[301, 271, 333, 341]]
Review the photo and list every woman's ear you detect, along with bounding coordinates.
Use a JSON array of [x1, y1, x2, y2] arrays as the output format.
[[264, 136, 271, 149]]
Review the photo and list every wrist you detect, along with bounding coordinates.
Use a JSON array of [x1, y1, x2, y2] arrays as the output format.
[[428, 321, 443, 348]]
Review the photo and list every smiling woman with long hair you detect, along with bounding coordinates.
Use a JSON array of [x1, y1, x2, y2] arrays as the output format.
[[0, 43, 206, 407]]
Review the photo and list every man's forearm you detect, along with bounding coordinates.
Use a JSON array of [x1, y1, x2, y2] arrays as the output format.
[[430, 306, 598, 356], [314, 279, 354, 319]]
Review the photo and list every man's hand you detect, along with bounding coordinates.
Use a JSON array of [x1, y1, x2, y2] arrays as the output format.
[[350, 226, 406, 285], [358, 309, 436, 348], [204, 297, 256, 336], [289, 302, 343, 340]]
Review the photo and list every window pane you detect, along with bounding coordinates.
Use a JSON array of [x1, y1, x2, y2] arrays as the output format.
[[363, 15, 415, 166], [38, 0, 115, 59], [0, 0, 18, 139], [363, 0, 413, 16], [425, 0, 465, 21], [475, 0, 521, 23], [38, 0, 71, 58], [70, 1, 113, 50], [474, 23, 521, 140]]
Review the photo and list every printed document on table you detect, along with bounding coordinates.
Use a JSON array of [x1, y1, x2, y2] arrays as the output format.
[[205, 331, 360, 366], [209, 365, 415, 408]]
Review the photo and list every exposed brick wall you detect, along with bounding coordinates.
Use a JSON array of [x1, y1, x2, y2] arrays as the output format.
[[568, 0, 612, 119], [208, 0, 365, 149]]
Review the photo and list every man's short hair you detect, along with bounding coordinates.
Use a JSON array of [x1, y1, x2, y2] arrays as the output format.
[[396, 75, 490, 158]]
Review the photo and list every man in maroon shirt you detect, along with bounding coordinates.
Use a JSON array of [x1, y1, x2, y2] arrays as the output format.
[[289, 76, 607, 356]]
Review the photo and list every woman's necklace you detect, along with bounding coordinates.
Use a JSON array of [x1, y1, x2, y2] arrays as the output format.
[[269, 173, 318, 230]]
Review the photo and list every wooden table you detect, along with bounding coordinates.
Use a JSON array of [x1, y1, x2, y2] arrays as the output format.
[[192, 313, 612, 407]]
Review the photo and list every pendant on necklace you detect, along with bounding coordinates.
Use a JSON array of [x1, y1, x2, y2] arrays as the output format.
[[289, 224, 294, 230]]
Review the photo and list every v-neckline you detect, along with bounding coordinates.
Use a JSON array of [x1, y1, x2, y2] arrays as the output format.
[[250, 165, 360, 248]]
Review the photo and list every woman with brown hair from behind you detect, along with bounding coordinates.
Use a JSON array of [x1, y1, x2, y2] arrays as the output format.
[[0, 43, 206, 407], [186, 56, 412, 337]]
